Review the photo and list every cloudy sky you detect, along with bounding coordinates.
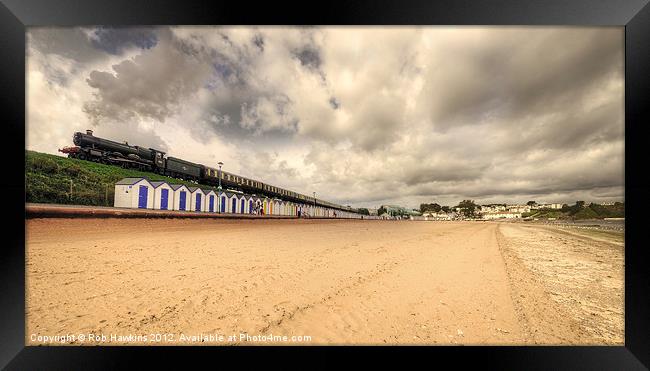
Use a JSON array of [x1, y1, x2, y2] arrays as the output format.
[[26, 26, 624, 209]]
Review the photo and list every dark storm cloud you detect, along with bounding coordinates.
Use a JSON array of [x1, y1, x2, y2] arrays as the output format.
[[425, 28, 623, 133], [83, 28, 212, 125], [89, 27, 158, 55], [293, 46, 321, 70], [252, 33, 264, 52]]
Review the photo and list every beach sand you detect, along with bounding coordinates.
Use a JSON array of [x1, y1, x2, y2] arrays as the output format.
[[25, 219, 624, 345]]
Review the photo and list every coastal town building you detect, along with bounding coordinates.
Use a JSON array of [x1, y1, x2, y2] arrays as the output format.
[[482, 211, 522, 219]]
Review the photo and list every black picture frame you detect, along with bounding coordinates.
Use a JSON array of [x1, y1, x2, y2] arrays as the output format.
[[2, 0, 649, 369]]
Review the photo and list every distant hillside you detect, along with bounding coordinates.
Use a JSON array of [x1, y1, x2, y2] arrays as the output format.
[[26, 150, 219, 206], [523, 202, 624, 220]]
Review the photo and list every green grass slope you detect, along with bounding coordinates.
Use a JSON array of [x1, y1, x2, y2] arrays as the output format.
[[523, 203, 624, 220], [26, 150, 220, 206]]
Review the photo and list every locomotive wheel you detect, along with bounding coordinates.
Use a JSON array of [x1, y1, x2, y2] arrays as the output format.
[[77, 153, 86, 160]]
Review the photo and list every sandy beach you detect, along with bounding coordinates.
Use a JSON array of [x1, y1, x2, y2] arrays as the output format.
[[25, 219, 624, 345]]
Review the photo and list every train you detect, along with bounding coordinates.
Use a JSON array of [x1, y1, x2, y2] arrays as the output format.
[[59, 130, 359, 213]]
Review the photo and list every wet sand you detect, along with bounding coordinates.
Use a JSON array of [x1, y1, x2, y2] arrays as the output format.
[[25, 219, 624, 345]]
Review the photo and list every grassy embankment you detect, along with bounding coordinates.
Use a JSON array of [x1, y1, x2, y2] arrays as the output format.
[[26, 150, 219, 206], [522, 203, 624, 220]]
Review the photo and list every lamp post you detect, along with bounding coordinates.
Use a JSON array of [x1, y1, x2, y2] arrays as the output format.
[[217, 162, 223, 214], [313, 191, 316, 216], [217, 162, 223, 191]]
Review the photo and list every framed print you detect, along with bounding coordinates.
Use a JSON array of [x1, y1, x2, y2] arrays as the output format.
[[2, 0, 649, 368]]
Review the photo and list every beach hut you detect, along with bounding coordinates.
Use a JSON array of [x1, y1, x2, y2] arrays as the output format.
[[242, 195, 255, 214], [263, 198, 269, 215], [251, 196, 262, 214], [217, 191, 228, 213], [114, 177, 154, 209], [188, 187, 206, 212], [239, 195, 248, 214], [227, 192, 240, 213], [170, 184, 191, 211], [203, 189, 217, 213], [243, 195, 253, 214], [150, 181, 173, 210]]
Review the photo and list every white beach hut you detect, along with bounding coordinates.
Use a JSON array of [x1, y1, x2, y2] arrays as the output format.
[[170, 184, 191, 211], [114, 177, 154, 209], [150, 181, 173, 210], [203, 189, 217, 213], [227, 192, 240, 213], [241, 195, 253, 214], [217, 191, 228, 213], [238, 195, 248, 214], [188, 187, 206, 212]]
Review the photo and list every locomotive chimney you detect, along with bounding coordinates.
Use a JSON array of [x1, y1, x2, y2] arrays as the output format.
[[86, 129, 93, 136]]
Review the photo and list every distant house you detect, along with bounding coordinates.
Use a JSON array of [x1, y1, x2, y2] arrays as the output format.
[[483, 211, 522, 219], [424, 212, 452, 220], [114, 178, 154, 209], [507, 205, 530, 213]]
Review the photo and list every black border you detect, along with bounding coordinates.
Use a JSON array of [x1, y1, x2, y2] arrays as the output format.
[[2, 0, 649, 369]]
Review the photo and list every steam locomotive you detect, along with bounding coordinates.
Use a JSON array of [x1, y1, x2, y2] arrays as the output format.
[[59, 130, 357, 213]]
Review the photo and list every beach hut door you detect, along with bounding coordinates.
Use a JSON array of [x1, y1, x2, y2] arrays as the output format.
[[179, 191, 186, 211], [138, 185, 148, 209], [196, 194, 202, 211], [161, 189, 169, 210], [209, 195, 214, 212]]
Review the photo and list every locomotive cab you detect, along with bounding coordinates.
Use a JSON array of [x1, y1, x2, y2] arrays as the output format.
[[152, 150, 166, 169]]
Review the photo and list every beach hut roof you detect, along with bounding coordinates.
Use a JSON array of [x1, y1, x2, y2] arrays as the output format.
[[170, 184, 188, 191], [149, 181, 167, 188], [115, 177, 150, 185]]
